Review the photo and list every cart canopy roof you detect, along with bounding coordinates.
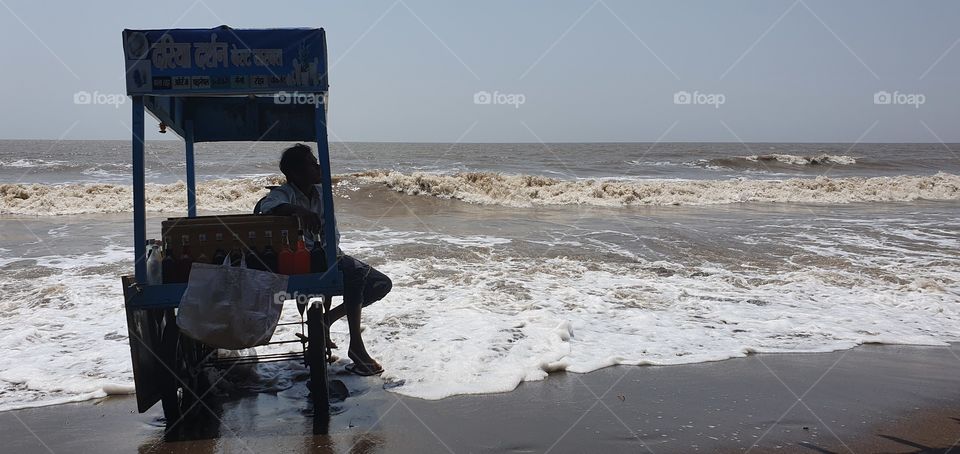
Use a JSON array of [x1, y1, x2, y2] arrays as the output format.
[[122, 26, 327, 142]]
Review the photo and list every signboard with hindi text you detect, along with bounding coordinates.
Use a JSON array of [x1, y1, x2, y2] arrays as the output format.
[[122, 26, 327, 96]]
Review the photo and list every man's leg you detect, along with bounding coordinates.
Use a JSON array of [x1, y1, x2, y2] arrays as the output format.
[[324, 255, 392, 370]]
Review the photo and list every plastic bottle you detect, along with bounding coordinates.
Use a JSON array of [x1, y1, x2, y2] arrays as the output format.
[[246, 230, 264, 270], [310, 234, 326, 273], [293, 230, 311, 274], [211, 232, 227, 265], [229, 234, 243, 267], [146, 240, 163, 285], [196, 233, 210, 264], [261, 230, 278, 273], [278, 230, 294, 275], [179, 235, 194, 282], [161, 236, 176, 284]]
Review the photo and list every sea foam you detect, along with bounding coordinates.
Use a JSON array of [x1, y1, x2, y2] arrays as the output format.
[[340, 228, 960, 400], [0, 176, 284, 215], [744, 153, 858, 166], [4, 172, 958, 215], [1, 222, 958, 408], [355, 171, 960, 208]]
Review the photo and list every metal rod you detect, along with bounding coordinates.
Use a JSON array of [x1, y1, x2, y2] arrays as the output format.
[[209, 356, 303, 367], [208, 352, 304, 367], [261, 339, 304, 345], [185, 120, 196, 218], [212, 351, 304, 361], [253, 352, 304, 359], [132, 96, 147, 283]]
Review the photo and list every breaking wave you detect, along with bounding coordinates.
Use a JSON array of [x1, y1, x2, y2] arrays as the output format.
[[697, 153, 858, 170], [747, 153, 857, 165], [355, 170, 960, 208], [0, 176, 285, 215], [0, 158, 71, 169], [3, 171, 959, 215]]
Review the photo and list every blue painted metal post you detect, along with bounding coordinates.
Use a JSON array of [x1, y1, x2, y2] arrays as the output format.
[[185, 120, 197, 218], [315, 101, 338, 272], [132, 96, 147, 283]]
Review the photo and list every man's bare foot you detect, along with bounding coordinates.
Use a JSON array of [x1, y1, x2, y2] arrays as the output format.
[[346, 361, 383, 376], [347, 350, 383, 376]]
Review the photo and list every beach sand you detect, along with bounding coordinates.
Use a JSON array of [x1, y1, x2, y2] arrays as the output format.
[[3, 344, 960, 453]]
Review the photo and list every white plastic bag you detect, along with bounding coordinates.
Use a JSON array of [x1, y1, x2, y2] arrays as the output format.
[[177, 255, 289, 349]]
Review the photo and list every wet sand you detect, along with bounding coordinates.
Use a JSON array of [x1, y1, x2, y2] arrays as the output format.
[[3, 344, 960, 453]]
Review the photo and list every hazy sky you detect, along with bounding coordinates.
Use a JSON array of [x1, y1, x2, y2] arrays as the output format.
[[0, 0, 957, 142]]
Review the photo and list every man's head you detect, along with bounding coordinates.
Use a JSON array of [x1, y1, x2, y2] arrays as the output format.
[[279, 143, 322, 188]]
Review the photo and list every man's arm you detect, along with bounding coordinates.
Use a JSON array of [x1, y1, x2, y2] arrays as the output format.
[[267, 203, 322, 234], [258, 187, 322, 234]]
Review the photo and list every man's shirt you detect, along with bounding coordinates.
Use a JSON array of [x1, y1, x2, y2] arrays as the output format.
[[258, 183, 340, 251]]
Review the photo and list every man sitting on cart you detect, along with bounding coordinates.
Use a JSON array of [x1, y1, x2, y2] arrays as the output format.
[[258, 143, 391, 376]]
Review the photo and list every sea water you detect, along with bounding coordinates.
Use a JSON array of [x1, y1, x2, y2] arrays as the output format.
[[0, 140, 958, 409]]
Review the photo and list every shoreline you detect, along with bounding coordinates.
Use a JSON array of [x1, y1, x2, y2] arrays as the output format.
[[3, 343, 960, 453]]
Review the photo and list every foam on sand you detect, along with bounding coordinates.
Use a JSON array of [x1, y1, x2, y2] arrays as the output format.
[[337, 227, 960, 400], [355, 170, 960, 207], [1, 221, 958, 408], [0, 246, 136, 412]]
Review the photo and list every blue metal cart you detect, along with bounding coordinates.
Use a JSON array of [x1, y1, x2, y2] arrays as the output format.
[[119, 26, 342, 425]]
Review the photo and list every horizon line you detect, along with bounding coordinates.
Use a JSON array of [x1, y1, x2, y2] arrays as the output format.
[[1, 138, 958, 145]]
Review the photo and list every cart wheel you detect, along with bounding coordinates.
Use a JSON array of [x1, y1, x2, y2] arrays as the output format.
[[160, 314, 204, 426], [306, 304, 329, 413]]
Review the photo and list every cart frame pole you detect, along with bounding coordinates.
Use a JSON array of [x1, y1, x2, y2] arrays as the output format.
[[315, 102, 338, 270], [132, 96, 147, 283], [185, 120, 197, 218]]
